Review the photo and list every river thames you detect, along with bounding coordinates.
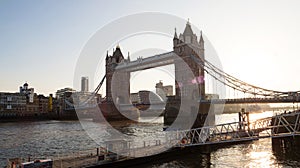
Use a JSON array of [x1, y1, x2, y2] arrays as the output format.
[[1, 112, 300, 167]]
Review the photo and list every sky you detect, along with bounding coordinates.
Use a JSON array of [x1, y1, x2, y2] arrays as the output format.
[[1, 0, 300, 96]]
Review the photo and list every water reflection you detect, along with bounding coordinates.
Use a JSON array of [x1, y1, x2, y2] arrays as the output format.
[[0, 121, 98, 167], [248, 111, 274, 122], [145, 152, 212, 168], [145, 139, 281, 168], [111, 121, 169, 149]]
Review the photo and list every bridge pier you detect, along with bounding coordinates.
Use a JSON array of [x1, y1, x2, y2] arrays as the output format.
[[164, 96, 212, 128], [99, 101, 140, 121]]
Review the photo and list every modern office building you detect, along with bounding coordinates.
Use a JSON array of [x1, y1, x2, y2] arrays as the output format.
[[81, 77, 89, 92], [55, 87, 76, 112]]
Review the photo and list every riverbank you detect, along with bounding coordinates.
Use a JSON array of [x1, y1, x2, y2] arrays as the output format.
[[0, 113, 79, 122]]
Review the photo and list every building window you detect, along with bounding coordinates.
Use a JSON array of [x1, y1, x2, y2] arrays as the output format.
[[7, 105, 12, 109], [7, 96, 12, 101]]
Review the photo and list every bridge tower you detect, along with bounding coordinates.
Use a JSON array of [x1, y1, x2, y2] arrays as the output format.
[[105, 45, 131, 103], [173, 20, 205, 99], [103, 46, 135, 120], [165, 21, 209, 128]]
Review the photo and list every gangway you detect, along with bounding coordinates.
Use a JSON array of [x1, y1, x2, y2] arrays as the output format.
[[167, 111, 300, 148]]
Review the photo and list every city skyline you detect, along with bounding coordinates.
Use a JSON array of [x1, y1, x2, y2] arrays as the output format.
[[1, 0, 300, 95]]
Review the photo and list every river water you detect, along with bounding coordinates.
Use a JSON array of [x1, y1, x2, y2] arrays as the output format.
[[1, 111, 300, 167]]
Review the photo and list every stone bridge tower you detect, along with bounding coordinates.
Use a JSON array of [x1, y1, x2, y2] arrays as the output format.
[[164, 21, 209, 128], [173, 21, 205, 100], [105, 45, 131, 104], [103, 46, 135, 120]]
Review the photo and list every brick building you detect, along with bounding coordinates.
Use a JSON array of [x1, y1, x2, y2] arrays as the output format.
[[0, 92, 26, 117]]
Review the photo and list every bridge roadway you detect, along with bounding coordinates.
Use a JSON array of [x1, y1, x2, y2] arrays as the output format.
[[115, 51, 176, 72], [65, 96, 300, 111], [200, 96, 300, 104]]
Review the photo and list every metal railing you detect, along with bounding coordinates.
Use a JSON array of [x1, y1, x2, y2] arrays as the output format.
[[168, 111, 300, 148]]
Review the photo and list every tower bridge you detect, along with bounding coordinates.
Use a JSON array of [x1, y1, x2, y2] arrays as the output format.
[[101, 20, 207, 127], [64, 21, 300, 128], [51, 21, 300, 168]]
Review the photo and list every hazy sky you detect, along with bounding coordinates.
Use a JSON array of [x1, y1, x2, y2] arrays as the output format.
[[1, 0, 300, 96]]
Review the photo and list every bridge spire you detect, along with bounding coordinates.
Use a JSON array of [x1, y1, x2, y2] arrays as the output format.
[[174, 28, 178, 39], [199, 30, 204, 51], [183, 19, 193, 36], [127, 52, 130, 62], [199, 30, 204, 43], [173, 27, 180, 46], [106, 50, 109, 60]]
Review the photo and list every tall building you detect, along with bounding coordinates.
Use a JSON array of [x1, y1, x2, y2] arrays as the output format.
[[81, 77, 89, 92]]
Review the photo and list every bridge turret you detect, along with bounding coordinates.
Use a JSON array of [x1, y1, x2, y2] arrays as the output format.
[[174, 28, 178, 38], [199, 31, 205, 59], [127, 52, 130, 62], [199, 31, 204, 48], [106, 50, 109, 60], [173, 28, 179, 47]]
